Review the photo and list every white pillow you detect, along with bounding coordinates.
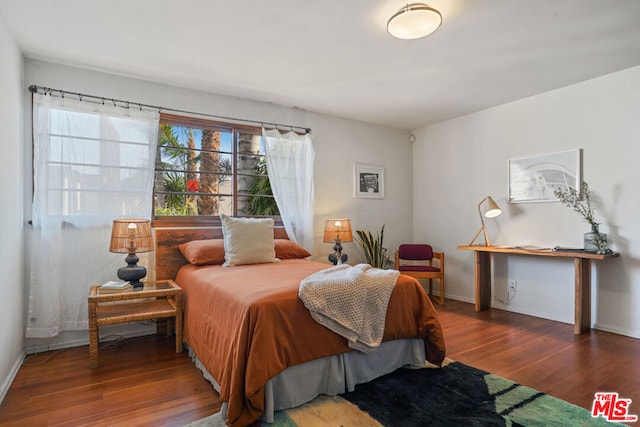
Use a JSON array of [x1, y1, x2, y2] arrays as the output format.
[[220, 214, 278, 266]]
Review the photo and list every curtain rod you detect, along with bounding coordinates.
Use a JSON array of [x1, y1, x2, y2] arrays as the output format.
[[28, 85, 312, 134]]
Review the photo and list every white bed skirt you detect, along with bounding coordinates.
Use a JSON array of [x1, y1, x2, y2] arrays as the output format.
[[189, 338, 427, 424]]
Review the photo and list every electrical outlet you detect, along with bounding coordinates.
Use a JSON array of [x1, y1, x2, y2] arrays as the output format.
[[508, 280, 517, 292]]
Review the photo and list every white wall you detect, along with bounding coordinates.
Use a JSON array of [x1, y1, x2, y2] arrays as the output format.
[[23, 59, 413, 349], [0, 16, 25, 401], [413, 65, 640, 337]]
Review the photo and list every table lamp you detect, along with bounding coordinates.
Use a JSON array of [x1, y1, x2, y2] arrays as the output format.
[[469, 196, 502, 246], [323, 218, 353, 265], [109, 219, 154, 288]]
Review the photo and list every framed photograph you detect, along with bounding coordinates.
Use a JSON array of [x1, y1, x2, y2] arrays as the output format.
[[508, 149, 582, 203], [354, 162, 384, 199]]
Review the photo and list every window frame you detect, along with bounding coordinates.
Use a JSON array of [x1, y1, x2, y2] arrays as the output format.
[[152, 113, 281, 227]]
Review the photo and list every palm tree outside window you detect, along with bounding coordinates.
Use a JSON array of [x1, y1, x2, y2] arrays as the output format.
[[153, 114, 279, 225]]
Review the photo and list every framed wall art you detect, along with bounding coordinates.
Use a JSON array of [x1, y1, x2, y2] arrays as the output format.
[[508, 149, 582, 203], [354, 162, 384, 199]]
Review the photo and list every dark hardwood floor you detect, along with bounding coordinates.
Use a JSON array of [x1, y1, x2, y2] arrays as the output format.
[[1, 299, 639, 426]]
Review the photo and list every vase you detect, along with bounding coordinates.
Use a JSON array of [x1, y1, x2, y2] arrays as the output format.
[[584, 224, 608, 253]]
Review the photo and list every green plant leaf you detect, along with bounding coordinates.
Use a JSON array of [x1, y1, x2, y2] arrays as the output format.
[[355, 225, 389, 269]]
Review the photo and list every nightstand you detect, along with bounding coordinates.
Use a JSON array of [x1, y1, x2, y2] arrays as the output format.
[[88, 279, 183, 368]]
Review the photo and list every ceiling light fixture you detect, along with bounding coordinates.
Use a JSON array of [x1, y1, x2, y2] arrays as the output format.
[[387, 3, 442, 40]]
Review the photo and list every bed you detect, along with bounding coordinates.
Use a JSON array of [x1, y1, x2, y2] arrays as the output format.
[[155, 221, 446, 427]]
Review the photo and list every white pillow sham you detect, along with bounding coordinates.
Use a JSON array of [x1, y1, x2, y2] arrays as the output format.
[[220, 214, 278, 266]]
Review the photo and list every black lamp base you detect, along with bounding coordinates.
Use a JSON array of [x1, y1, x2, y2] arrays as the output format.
[[328, 252, 348, 265], [117, 253, 146, 288], [328, 241, 348, 265]]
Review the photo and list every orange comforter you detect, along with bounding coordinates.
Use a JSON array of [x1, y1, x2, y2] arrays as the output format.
[[176, 259, 446, 427]]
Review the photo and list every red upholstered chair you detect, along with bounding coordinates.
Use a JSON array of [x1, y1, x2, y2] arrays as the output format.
[[395, 244, 445, 305]]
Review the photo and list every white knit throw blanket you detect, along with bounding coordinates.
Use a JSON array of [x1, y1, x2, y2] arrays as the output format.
[[299, 263, 400, 353]]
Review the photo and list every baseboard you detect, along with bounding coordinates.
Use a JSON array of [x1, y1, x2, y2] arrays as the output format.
[[0, 350, 25, 406], [593, 322, 640, 339], [490, 301, 573, 325], [447, 295, 639, 339], [25, 323, 155, 354], [442, 294, 474, 304], [447, 294, 573, 325]]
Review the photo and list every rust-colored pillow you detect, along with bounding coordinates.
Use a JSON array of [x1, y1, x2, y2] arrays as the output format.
[[178, 239, 225, 266], [275, 239, 311, 259], [179, 238, 310, 265]]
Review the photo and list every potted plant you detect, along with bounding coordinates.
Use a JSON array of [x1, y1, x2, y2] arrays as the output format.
[[553, 181, 608, 253], [355, 225, 391, 269]]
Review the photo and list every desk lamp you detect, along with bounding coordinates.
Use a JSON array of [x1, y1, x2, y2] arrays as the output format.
[[469, 196, 502, 246]]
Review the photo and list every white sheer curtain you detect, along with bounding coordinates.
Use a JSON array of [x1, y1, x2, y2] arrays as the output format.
[[262, 129, 315, 251], [27, 94, 159, 338]]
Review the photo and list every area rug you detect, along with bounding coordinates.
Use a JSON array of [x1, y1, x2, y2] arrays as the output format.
[[187, 361, 625, 427]]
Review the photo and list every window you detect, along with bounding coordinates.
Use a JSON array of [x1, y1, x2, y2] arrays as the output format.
[[153, 114, 278, 224], [32, 97, 158, 221]]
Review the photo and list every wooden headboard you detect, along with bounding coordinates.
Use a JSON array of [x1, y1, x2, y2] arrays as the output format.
[[154, 226, 289, 280]]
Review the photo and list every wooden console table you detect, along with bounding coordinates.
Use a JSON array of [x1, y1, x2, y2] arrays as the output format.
[[457, 245, 619, 334]]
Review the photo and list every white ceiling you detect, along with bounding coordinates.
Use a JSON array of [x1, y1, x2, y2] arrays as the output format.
[[2, 0, 640, 130]]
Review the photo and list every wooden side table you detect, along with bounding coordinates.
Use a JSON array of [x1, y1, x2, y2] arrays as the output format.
[[88, 279, 183, 368]]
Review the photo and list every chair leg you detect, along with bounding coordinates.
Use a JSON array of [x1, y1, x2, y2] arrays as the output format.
[[427, 278, 445, 306]]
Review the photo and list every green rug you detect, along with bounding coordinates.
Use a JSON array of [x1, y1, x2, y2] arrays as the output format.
[[188, 361, 626, 427]]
